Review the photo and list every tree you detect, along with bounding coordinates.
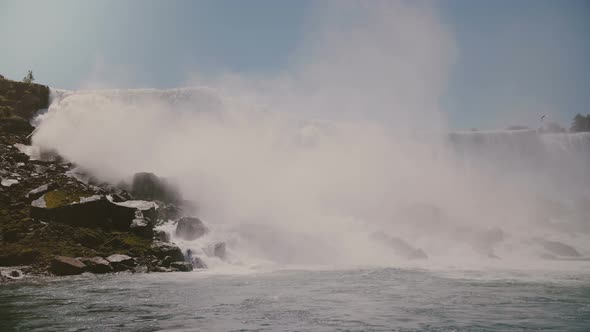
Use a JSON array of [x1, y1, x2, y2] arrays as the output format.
[[22, 70, 34, 84], [570, 114, 590, 132]]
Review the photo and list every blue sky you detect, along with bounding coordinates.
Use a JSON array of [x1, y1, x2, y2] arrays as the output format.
[[1, 0, 588, 129]]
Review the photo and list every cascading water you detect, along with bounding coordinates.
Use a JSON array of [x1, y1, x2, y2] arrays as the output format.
[[30, 87, 590, 271]]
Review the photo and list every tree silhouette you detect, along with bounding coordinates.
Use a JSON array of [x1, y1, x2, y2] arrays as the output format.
[[22, 70, 34, 84]]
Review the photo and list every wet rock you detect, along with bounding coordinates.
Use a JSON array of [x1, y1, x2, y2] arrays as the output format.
[[80, 257, 113, 274], [30, 193, 155, 231], [154, 230, 170, 242], [106, 254, 137, 271], [191, 256, 207, 269], [169, 261, 193, 272], [50, 256, 86, 276], [149, 266, 172, 273], [112, 200, 158, 223], [161, 255, 174, 267], [150, 241, 184, 261], [175, 217, 208, 241], [25, 182, 59, 201], [157, 203, 181, 222], [214, 242, 226, 259], [0, 250, 40, 266], [130, 172, 180, 203]]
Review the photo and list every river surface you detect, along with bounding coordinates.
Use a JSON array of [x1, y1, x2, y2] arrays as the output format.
[[1, 267, 589, 331]]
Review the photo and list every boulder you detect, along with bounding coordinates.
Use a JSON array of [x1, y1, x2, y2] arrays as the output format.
[[175, 217, 208, 241], [25, 182, 59, 201], [169, 261, 193, 272], [130, 172, 180, 203], [50, 256, 86, 276], [161, 255, 174, 267], [80, 257, 113, 274], [106, 254, 137, 271], [149, 241, 184, 261], [213, 242, 226, 259], [30, 193, 156, 231]]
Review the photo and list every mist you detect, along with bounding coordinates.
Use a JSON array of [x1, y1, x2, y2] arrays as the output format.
[[31, 1, 590, 269]]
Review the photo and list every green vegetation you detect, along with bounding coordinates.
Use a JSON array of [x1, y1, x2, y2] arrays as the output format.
[[43, 190, 93, 209]]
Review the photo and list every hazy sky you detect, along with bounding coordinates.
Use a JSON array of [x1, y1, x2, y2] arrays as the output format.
[[1, 0, 588, 129]]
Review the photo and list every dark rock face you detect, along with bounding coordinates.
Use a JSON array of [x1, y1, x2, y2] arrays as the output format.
[[30, 194, 157, 231], [50, 256, 86, 276], [175, 217, 208, 241], [150, 241, 184, 261], [106, 254, 137, 271], [169, 261, 193, 272], [0, 250, 40, 266], [80, 257, 113, 274], [131, 172, 180, 203]]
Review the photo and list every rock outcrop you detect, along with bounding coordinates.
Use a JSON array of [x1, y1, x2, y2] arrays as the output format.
[[0, 78, 216, 280], [175, 217, 208, 241]]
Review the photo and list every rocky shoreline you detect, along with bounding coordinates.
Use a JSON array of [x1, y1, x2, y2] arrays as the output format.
[[1, 77, 214, 282]]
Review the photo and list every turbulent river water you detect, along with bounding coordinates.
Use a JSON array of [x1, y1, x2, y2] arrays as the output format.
[[1, 267, 589, 331]]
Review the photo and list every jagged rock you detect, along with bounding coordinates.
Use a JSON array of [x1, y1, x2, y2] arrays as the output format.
[[80, 257, 113, 274], [214, 242, 226, 259], [25, 182, 59, 201], [169, 261, 193, 272], [149, 241, 184, 261], [175, 217, 208, 241], [106, 254, 137, 271], [130, 172, 180, 203], [161, 256, 174, 267], [154, 230, 170, 242], [50, 256, 86, 276], [0, 250, 40, 266]]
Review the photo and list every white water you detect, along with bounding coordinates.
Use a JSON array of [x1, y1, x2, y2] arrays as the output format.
[[30, 87, 590, 273]]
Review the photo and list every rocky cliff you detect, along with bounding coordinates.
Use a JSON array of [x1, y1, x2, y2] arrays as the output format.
[[0, 78, 209, 281]]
